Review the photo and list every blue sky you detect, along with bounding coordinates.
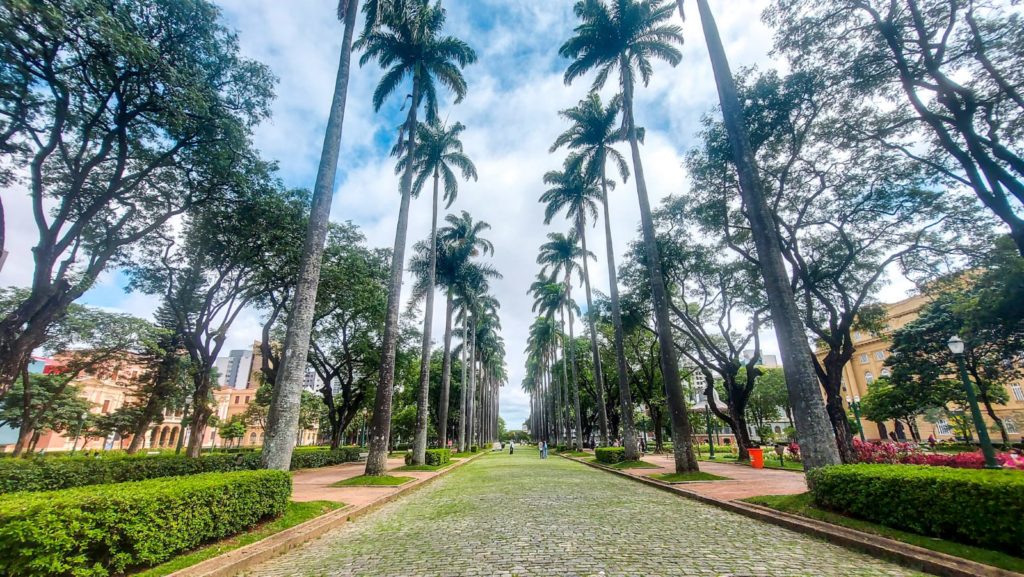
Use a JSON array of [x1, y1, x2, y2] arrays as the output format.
[[0, 1, 914, 431]]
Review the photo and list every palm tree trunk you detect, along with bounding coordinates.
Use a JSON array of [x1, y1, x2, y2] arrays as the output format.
[[621, 58, 697, 472], [563, 283, 585, 450], [438, 290, 455, 449], [458, 319, 468, 451], [366, 71, 421, 476], [262, 0, 360, 471], [412, 170, 441, 465], [466, 315, 477, 449], [577, 214, 609, 447], [692, 0, 840, 471]]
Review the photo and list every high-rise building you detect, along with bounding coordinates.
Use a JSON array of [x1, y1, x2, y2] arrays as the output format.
[[214, 349, 254, 390]]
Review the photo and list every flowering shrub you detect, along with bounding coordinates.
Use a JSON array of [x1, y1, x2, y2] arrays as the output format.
[[787, 442, 801, 461], [852, 439, 1024, 470]]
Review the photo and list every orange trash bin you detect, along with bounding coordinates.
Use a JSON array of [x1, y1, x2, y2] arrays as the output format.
[[749, 447, 764, 469]]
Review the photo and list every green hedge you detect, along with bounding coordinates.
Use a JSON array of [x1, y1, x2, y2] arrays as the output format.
[[595, 447, 626, 464], [425, 448, 450, 466], [0, 447, 360, 494], [809, 464, 1024, 554], [0, 470, 290, 577], [470, 445, 478, 453]]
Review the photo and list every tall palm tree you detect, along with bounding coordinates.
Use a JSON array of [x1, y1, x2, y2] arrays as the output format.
[[402, 119, 477, 465], [263, 0, 361, 471], [537, 233, 590, 449], [358, 1, 476, 475], [561, 0, 697, 471], [408, 217, 497, 450], [681, 0, 841, 469], [550, 93, 630, 449], [539, 163, 609, 446], [526, 315, 559, 443]]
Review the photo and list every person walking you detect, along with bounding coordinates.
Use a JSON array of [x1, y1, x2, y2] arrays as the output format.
[[509, 440, 515, 455]]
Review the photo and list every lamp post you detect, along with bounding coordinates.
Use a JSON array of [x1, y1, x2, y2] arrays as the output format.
[[846, 395, 866, 442], [774, 443, 785, 468], [705, 405, 715, 459], [947, 335, 1000, 469], [70, 410, 87, 455]]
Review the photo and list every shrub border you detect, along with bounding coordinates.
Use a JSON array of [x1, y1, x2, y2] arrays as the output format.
[[561, 453, 1016, 577], [167, 450, 488, 577]]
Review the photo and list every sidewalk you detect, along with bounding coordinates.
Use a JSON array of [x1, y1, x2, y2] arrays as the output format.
[[622, 452, 807, 500], [291, 455, 456, 508]]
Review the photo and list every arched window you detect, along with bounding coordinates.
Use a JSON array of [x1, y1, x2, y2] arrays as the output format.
[[865, 371, 875, 384], [249, 432, 257, 445], [880, 368, 891, 378]]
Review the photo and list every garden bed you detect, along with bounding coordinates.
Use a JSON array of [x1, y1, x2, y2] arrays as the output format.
[[331, 475, 414, 487], [648, 471, 729, 483]]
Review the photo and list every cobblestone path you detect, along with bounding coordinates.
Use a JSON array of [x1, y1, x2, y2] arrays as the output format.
[[243, 449, 921, 577]]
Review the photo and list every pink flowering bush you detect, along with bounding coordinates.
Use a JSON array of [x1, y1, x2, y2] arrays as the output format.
[[787, 442, 800, 461], [853, 439, 1024, 470]]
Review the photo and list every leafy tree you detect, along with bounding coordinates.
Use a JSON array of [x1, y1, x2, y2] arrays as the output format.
[[218, 416, 247, 449], [91, 406, 143, 450], [746, 368, 790, 434], [860, 377, 948, 442], [129, 184, 308, 457], [263, 0, 362, 471], [358, 0, 477, 476], [561, 0, 696, 472], [768, 0, 1024, 256], [0, 0, 274, 394], [685, 68, 977, 462], [0, 374, 92, 454]]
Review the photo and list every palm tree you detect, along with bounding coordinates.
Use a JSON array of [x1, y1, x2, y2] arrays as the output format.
[[402, 119, 477, 465], [358, 1, 476, 475], [526, 315, 559, 443], [560, 0, 697, 471], [540, 163, 609, 446], [408, 214, 497, 451], [536, 232, 591, 449], [550, 93, 631, 449], [263, 0, 361, 471], [681, 0, 841, 469]]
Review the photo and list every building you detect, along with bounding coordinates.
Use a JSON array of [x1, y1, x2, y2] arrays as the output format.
[[2, 341, 320, 453], [821, 294, 1024, 443]]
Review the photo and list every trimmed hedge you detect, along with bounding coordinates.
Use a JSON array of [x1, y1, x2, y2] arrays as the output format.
[[425, 448, 450, 466], [0, 446, 360, 494], [470, 445, 478, 453], [808, 464, 1024, 555], [595, 447, 625, 464], [0, 470, 290, 577]]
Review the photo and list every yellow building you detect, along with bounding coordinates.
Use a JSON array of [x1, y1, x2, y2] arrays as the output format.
[[822, 294, 1024, 442]]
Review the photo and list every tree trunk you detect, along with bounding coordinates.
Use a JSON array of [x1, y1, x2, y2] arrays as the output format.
[[651, 406, 664, 453], [621, 59, 696, 472], [458, 320, 468, 451], [263, 0, 360, 472], [979, 394, 1011, 446], [11, 368, 33, 457], [563, 287, 584, 450], [126, 392, 163, 454], [599, 158, 638, 459], [577, 213, 609, 446], [438, 290, 454, 449], [692, 0, 841, 471], [365, 71, 421, 476], [466, 316, 477, 449], [412, 170, 442, 464], [186, 370, 214, 458]]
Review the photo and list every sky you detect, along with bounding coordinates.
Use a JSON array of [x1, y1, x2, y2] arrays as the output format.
[[0, 0, 914, 432]]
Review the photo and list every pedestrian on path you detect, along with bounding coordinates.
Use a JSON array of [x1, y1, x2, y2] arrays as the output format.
[[509, 440, 515, 455]]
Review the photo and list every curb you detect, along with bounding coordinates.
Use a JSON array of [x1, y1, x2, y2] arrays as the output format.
[[562, 455, 1020, 577], [170, 452, 488, 577]]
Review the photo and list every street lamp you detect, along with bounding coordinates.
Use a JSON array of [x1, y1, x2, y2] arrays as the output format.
[[70, 410, 87, 455], [846, 395, 866, 442], [947, 335, 1000, 469], [705, 405, 715, 459]]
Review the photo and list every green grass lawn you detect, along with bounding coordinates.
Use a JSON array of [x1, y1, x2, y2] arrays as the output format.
[[332, 474, 414, 487], [743, 493, 1024, 573], [451, 451, 480, 458], [562, 451, 590, 458], [133, 500, 344, 577], [588, 458, 660, 469], [698, 453, 805, 472], [648, 471, 729, 483], [394, 462, 451, 472]]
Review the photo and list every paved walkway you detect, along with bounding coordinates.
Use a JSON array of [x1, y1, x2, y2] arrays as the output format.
[[626, 453, 808, 501], [243, 448, 921, 577], [291, 456, 441, 508]]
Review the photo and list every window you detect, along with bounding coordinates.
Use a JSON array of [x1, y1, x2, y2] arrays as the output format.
[[1012, 384, 1024, 402], [881, 368, 891, 378], [874, 351, 885, 361], [937, 419, 953, 435], [853, 331, 861, 341], [234, 396, 240, 404], [245, 396, 250, 404], [859, 353, 869, 364], [865, 372, 875, 384], [101, 400, 110, 413], [1005, 418, 1019, 434]]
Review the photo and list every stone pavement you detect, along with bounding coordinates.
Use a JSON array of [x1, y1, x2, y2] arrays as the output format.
[[291, 455, 441, 508], [242, 448, 922, 577], [625, 453, 808, 501]]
